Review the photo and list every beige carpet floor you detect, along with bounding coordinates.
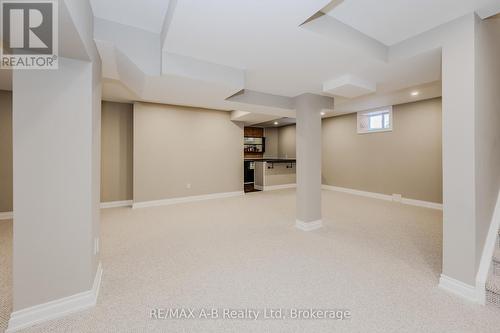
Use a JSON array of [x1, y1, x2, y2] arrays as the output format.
[[3, 189, 500, 332]]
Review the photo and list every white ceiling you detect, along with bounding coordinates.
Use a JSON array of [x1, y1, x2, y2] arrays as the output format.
[[90, 0, 170, 33], [164, 0, 440, 98], [87, 0, 499, 116], [325, 0, 498, 45]]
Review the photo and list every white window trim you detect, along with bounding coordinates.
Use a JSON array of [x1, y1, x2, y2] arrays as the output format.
[[357, 106, 393, 134]]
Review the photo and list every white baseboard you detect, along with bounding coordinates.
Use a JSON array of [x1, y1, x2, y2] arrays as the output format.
[[132, 191, 244, 209], [401, 198, 443, 210], [255, 183, 296, 191], [0, 211, 13, 220], [322, 185, 392, 201], [100, 200, 133, 209], [296, 219, 323, 231], [7, 262, 103, 332], [476, 190, 500, 305], [322, 185, 443, 210], [439, 274, 479, 303]]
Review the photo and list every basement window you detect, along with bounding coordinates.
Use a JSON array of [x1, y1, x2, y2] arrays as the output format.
[[357, 106, 393, 134]]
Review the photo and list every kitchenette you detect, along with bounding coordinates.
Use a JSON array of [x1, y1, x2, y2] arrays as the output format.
[[244, 126, 296, 193]]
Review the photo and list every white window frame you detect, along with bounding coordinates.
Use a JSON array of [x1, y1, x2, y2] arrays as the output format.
[[357, 106, 393, 134]]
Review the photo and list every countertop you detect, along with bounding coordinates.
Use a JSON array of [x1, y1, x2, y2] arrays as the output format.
[[244, 158, 296, 163]]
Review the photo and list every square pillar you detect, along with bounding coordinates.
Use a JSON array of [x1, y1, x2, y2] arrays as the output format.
[[294, 93, 333, 231], [9, 57, 101, 329]]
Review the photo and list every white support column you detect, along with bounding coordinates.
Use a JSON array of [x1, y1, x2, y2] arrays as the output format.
[[9, 57, 102, 331], [439, 13, 500, 301], [439, 14, 478, 291], [294, 93, 333, 231]]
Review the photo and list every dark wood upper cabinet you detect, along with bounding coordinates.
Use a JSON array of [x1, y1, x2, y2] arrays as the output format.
[[244, 127, 264, 138]]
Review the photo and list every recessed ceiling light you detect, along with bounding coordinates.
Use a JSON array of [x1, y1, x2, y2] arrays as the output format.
[[320, 112, 326, 116], [274, 121, 279, 125], [411, 91, 419, 96]]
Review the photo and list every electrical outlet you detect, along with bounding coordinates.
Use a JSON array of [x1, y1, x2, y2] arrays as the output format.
[[186, 183, 191, 189], [392, 194, 403, 202]]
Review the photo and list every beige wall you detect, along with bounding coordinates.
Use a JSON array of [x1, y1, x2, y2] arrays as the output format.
[[263, 127, 278, 158], [277, 125, 296, 158], [6, 95, 443, 210], [323, 98, 442, 203], [101, 101, 133, 202], [276, 98, 443, 203], [133, 102, 243, 203], [0, 90, 12, 212]]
